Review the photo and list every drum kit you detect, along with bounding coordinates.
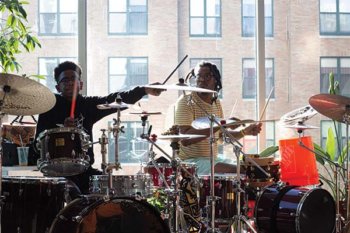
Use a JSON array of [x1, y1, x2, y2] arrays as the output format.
[[0, 71, 349, 233]]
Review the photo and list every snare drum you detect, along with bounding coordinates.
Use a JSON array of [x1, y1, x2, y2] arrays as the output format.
[[49, 195, 170, 233], [255, 184, 336, 233], [37, 127, 90, 176], [1, 176, 72, 233], [89, 174, 153, 197], [199, 174, 244, 220], [144, 162, 197, 187]]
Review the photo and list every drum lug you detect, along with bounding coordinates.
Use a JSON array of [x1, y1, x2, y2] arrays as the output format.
[[72, 215, 82, 223], [71, 133, 75, 140]]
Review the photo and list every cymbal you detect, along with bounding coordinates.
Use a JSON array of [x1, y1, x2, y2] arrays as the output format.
[[280, 105, 317, 124], [144, 84, 216, 93], [157, 134, 206, 142], [309, 94, 350, 123], [96, 102, 128, 110], [129, 111, 162, 116], [282, 123, 319, 130], [191, 117, 275, 129], [0, 73, 56, 115]]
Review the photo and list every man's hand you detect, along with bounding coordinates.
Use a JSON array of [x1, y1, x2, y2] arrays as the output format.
[[64, 117, 75, 127], [145, 82, 165, 96], [243, 123, 262, 136]]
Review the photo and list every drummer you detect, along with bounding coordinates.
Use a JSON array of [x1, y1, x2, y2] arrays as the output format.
[[175, 60, 262, 175], [35, 61, 164, 194]]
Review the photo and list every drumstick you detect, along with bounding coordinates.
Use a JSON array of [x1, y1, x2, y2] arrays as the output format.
[[229, 99, 238, 118], [162, 54, 188, 84], [70, 79, 78, 119], [259, 86, 274, 121]]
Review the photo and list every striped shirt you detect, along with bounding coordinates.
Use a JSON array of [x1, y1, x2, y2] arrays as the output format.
[[175, 92, 223, 160]]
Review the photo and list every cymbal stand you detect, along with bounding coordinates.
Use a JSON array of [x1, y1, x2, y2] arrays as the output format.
[[141, 133, 196, 232], [104, 107, 123, 197], [297, 128, 345, 233], [99, 129, 108, 174], [185, 94, 267, 233]]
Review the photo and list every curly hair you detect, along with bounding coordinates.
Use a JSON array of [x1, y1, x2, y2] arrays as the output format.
[[54, 61, 82, 83], [185, 60, 222, 92]]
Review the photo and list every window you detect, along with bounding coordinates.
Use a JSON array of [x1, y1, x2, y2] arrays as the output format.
[[108, 0, 148, 35], [320, 0, 350, 35], [190, 0, 221, 37], [242, 58, 275, 99], [242, 0, 273, 37], [39, 0, 78, 35], [189, 58, 223, 97], [109, 57, 148, 96], [320, 57, 350, 97], [38, 57, 77, 92], [321, 120, 349, 158], [108, 121, 149, 163]]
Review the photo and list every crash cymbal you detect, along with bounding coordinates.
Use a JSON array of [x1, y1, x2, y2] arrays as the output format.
[[129, 111, 162, 116], [191, 116, 225, 129], [280, 105, 317, 124], [96, 102, 129, 110], [309, 94, 350, 123], [157, 134, 206, 142], [222, 119, 276, 127], [144, 84, 216, 93], [0, 73, 56, 115]]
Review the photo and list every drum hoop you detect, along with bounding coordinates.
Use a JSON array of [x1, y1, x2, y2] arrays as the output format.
[[198, 174, 239, 180], [91, 174, 152, 181], [38, 127, 88, 140], [145, 162, 197, 168], [2, 176, 67, 184]]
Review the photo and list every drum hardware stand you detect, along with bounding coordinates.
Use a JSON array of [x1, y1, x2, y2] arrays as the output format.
[[99, 129, 108, 174], [185, 95, 266, 233], [104, 96, 124, 197], [141, 130, 193, 233], [297, 126, 347, 233]]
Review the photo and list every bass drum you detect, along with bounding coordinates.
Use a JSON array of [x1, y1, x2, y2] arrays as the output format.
[[255, 184, 336, 233], [49, 195, 170, 233]]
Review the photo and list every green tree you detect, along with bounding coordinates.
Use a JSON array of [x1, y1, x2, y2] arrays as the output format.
[[0, 0, 41, 73]]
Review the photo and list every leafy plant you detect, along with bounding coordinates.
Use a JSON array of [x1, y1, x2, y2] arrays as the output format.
[[0, 0, 41, 73]]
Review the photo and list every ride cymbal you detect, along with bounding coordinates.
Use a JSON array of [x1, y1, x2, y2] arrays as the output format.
[[309, 94, 350, 123], [129, 111, 162, 116], [143, 84, 216, 93], [157, 134, 206, 142], [0, 73, 56, 115]]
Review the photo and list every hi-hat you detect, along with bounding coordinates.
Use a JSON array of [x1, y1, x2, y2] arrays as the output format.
[[282, 122, 319, 130], [309, 94, 350, 123], [0, 73, 56, 115], [129, 111, 162, 116], [143, 83, 216, 93], [157, 134, 206, 142], [97, 102, 129, 110], [280, 105, 317, 124]]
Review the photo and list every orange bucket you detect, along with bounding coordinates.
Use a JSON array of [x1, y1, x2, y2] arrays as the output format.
[[279, 136, 319, 186]]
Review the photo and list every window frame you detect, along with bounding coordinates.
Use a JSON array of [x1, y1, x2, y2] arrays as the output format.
[[319, 0, 350, 35], [108, 0, 148, 35], [241, 0, 274, 37], [189, 0, 222, 37], [38, 0, 78, 36], [242, 57, 275, 99]]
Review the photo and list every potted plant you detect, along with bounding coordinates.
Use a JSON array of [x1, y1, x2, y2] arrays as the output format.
[[0, 0, 41, 73]]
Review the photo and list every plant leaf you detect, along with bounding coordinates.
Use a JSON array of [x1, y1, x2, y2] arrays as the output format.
[[326, 127, 336, 161], [259, 146, 279, 157]]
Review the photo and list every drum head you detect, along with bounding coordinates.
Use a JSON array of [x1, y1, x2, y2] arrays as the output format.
[[50, 196, 170, 233]]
